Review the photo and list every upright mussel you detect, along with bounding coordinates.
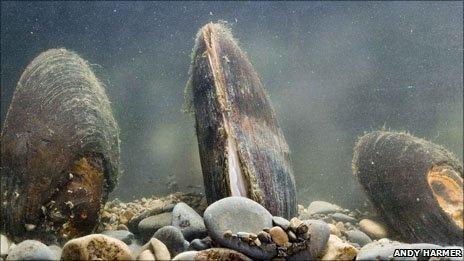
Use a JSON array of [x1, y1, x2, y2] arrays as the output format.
[[1, 49, 120, 243], [185, 22, 297, 218], [352, 131, 463, 246]]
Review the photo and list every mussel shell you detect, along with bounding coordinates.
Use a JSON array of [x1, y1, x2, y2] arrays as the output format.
[[186, 22, 297, 219], [352, 131, 463, 245], [1, 48, 120, 242]]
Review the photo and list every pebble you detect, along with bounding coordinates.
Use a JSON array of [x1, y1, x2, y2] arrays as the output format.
[[172, 250, 198, 260], [358, 219, 388, 239], [47, 245, 62, 260], [153, 225, 188, 257], [61, 234, 132, 260], [172, 202, 207, 241], [331, 213, 357, 223], [307, 201, 343, 215], [272, 216, 290, 230], [101, 230, 136, 245], [6, 240, 56, 261], [356, 238, 414, 260], [189, 238, 210, 251], [269, 226, 289, 246], [203, 197, 275, 259], [137, 249, 155, 261], [139, 238, 171, 261], [287, 230, 298, 242], [343, 229, 372, 247], [1, 234, 12, 258], [289, 217, 308, 235], [288, 220, 331, 260], [321, 234, 358, 260], [195, 248, 252, 261], [328, 223, 342, 237], [257, 231, 272, 243], [138, 212, 173, 242]]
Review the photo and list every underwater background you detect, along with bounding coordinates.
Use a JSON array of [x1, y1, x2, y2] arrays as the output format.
[[1, 1, 462, 209]]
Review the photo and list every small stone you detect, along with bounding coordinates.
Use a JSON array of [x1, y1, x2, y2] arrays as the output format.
[[287, 230, 298, 242], [343, 229, 372, 247], [203, 197, 275, 259], [257, 231, 272, 243], [237, 232, 253, 242], [272, 216, 290, 230], [25, 223, 36, 231], [61, 234, 132, 260], [195, 248, 252, 261], [269, 226, 289, 246], [320, 235, 358, 260], [307, 201, 343, 215], [101, 230, 135, 245], [289, 217, 308, 235], [223, 229, 233, 238], [328, 223, 342, 237], [138, 212, 173, 242], [6, 240, 56, 261], [289, 220, 331, 260], [189, 238, 210, 251], [358, 219, 388, 239], [154, 226, 188, 257], [139, 238, 171, 261], [330, 213, 357, 223], [1, 234, 12, 258], [356, 239, 412, 260], [254, 238, 262, 247], [172, 251, 198, 261], [47, 245, 62, 260], [137, 249, 155, 261], [172, 202, 207, 241], [117, 224, 129, 230]]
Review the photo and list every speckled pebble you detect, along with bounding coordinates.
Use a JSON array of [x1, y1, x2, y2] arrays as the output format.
[[61, 234, 132, 260], [6, 240, 56, 261], [154, 225, 188, 257]]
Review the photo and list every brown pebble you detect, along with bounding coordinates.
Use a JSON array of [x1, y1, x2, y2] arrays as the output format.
[[117, 224, 129, 231], [254, 238, 261, 247], [257, 231, 272, 243], [269, 226, 289, 247], [289, 217, 308, 235], [223, 229, 233, 238]]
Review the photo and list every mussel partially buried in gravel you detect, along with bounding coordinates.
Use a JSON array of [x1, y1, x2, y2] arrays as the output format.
[[1, 49, 120, 243], [185, 22, 297, 219], [352, 131, 463, 246]]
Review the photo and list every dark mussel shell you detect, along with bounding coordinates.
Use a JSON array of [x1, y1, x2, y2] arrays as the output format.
[[185, 22, 297, 219], [1, 48, 120, 243], [352, 130, 463, 246]]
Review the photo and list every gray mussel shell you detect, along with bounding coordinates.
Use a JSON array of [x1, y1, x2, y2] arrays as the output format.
[[1, 48, 120, 242], [185, 22, 297, 219]]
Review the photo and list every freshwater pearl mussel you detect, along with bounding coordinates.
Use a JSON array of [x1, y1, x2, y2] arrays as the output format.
[[0, 49, 120, 244], [185, 22, 297, 219]]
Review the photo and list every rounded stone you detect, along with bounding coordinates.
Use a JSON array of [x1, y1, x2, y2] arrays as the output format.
[[61, 234, 132, 260], [189, 238, 210, 251], [331, 213, 357, 223], [153, 226, 188, 257], [307, 201, 342, 215], [272, 216, 290, 230], [139, 238, 170, 261], [356, 239, 413, 261], [196, 248, 252, 261], [137, 249, 155, 261], [269, 226, 289, 246], [172, 202, 207, 241], [288, 219, 331, 260], [6, 240, 56, 261], [101, 230, 135, 245], [138, 212, 173, 242], [203, 197, 275, 259], [343, 229, 372, 247], [1, 234, 12, 259], [320, 235, 358, 260], [172, 251, 198, 261], [358, 219, 388, 239]]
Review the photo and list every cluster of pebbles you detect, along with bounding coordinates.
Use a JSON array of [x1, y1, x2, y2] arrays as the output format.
[[1, 193, 462, 260]]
